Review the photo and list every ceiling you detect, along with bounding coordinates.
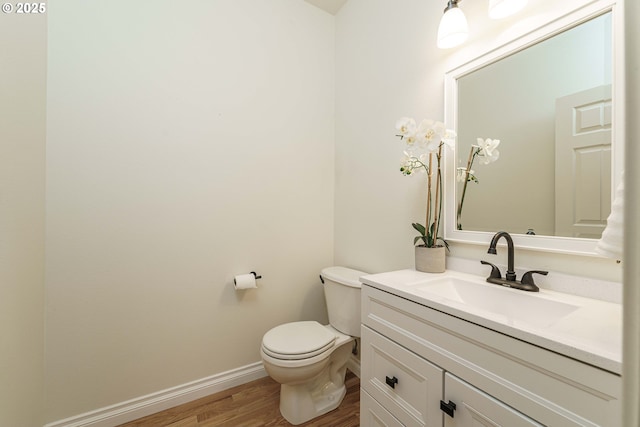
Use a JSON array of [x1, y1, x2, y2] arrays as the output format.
[[303, 0, 348, 15]]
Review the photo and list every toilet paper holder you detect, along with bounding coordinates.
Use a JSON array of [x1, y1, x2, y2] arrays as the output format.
[[233, 271, 262, 286]]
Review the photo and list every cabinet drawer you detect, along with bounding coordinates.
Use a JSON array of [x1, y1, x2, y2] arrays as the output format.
[[361, 389, 405, 427], [362, 285, 621, 427], [444, 373, 543, 427], [361, 326, 443, 427]]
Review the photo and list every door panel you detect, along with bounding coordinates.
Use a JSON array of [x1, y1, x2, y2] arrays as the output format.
[[555, 84, 612, 238], [361, 326, 443, 427], [444, 374, 543, 427]]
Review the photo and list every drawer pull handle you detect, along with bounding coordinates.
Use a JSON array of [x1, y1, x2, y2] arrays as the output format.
[[385, 376, 398, 389], [440, 400, 457, 418]]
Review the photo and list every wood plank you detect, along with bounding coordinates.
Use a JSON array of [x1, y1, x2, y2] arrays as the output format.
[[117, 371, 360, 426], [166, 416, 199, 427]]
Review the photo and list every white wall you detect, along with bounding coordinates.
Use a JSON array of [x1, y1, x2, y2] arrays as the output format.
[[45, 0, 335, 422], [335, 0, 448, 273], [0, 10, 46, 427], [334, 0, 622, 281]]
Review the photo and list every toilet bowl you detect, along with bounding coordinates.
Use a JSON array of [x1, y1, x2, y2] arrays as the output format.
[[260, 266, 365, 425]]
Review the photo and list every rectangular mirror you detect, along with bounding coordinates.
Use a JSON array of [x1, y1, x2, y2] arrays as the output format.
[[444, 1, 624, 255]]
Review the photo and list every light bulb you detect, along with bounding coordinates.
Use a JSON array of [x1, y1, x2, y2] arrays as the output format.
[[437, 5, 469, 49]]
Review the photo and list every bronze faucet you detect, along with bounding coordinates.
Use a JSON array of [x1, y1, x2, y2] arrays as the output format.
[[481, 231, 547, 292]]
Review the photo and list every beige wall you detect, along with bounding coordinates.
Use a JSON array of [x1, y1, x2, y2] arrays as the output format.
[[0, 9, 47, 427], [45, 0, 335, 422], [334, 0, 622, 281], [3, 0, 633, 424]]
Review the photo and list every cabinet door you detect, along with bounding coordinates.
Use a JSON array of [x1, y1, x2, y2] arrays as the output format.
[[443, 374, 543, 427], [361, 389, 406, 427], [361, 326, 443, 427]]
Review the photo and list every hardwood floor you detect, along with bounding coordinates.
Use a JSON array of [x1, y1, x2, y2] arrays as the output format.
[[117, 371, 360, 427]]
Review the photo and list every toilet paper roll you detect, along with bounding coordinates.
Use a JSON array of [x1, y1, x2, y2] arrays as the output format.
[[234, 273, 258, 290]]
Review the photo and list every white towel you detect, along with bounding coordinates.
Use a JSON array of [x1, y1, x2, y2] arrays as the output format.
[[595, 171, 624, 260]]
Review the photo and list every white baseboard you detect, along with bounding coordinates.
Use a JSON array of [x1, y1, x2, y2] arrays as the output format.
[[44, 362, 268, 427]]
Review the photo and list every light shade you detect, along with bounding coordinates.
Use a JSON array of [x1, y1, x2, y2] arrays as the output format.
[[596, 172, 624, 260], [488, 0, 528, 19], [437, 4, 469, 49]]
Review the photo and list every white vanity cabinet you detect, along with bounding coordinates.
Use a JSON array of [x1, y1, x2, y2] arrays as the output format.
[[360, 284, 622, 427], [443, 374, 542, 426], [360, 325, 443, 426]]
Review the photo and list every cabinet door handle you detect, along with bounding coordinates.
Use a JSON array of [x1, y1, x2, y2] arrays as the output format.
[[385, 376, 398, 389], [440, 400, 457, 418]]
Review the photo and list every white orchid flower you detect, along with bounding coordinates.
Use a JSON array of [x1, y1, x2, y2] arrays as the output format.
[[417, 119, 446, 152], [441, 129, 457, 150], [475, 138, 500, 164], [399, 158, 414, 176], [395, 118, 456, 180], [394, 117, 453, 247], [399, 150, 431, 176], [456, 167, 469, 182], [457, 166, 478, 183], [417, 119, 442, 138], [404, 132, 418, 147], [429, 120, 447, 137], [400, 152, 421, 176], [396, 117, 417, 136]]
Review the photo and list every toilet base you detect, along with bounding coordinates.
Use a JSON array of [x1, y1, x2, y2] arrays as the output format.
[[279, 380, 347, 425], [277, 340, 353, 425]]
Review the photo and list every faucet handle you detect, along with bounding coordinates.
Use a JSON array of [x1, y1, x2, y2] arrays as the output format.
[[521, 270, 548, 286], [480, 260, 502, 279]]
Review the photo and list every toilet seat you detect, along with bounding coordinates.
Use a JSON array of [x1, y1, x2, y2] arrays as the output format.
[[262, 321, 336, 360]]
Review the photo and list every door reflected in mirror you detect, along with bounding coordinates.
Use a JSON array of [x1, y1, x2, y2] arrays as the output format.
[[455, 12, 612, 239]]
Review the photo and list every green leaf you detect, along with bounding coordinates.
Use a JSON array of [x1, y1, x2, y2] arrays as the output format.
[[412, 223, 426, 236], [436, 238, 451, 252]]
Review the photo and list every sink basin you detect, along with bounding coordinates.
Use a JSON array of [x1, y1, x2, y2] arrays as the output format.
[[408, 276, 581, 329]]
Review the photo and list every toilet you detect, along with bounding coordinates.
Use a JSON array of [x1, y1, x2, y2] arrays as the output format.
[[260, 266, 365, 425]]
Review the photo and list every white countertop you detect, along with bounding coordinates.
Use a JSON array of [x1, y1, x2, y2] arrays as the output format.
[[360, 269, 622, 375]]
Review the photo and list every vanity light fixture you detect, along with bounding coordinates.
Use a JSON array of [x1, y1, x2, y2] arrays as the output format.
[[488, 0, 528, 19], [437, 0, 528, 49], [437, 0, 469, 49]]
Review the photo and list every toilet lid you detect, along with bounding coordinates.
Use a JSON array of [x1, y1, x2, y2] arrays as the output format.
[[320, 266, 364, 288], [262, 321, 336, 360]]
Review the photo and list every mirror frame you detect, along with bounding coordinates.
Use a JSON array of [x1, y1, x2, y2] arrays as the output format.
[[444, 0, 625, 256]]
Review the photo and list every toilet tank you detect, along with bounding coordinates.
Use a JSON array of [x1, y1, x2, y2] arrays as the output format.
[[320, 266, 367, 337]]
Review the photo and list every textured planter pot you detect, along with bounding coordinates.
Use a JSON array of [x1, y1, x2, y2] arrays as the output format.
[[415, 245, 446, 273]]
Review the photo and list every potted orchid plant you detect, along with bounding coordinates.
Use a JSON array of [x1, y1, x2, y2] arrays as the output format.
[[396, 117, 455, 273], [456, 138, 501, 230]]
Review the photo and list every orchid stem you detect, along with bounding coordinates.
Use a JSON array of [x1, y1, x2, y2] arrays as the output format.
[[457, 146, 476, 230], [426, 153, 433, 245], [433, 143, 443, 245]]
